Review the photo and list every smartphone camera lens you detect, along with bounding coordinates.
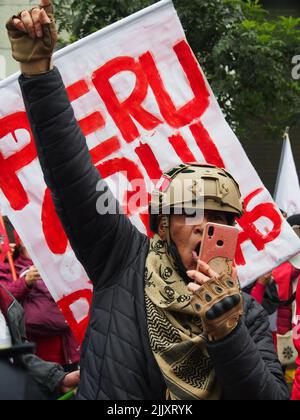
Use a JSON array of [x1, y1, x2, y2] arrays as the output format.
[[208, 226, 214, 237]]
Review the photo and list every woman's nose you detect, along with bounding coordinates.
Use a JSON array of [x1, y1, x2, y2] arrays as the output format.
[[193, 218, 207, 235]]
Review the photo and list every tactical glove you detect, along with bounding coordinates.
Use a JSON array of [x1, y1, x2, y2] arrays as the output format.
[[192, 274, 243, 342], [6, 2, 57, 76]]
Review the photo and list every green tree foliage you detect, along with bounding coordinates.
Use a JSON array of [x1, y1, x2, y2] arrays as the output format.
[[53, 0, 300, 141]]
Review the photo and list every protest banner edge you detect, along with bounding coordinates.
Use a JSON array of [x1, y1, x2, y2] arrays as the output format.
[[0, 0, 173, 90]]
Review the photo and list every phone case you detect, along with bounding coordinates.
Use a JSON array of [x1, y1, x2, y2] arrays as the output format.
[[199, 223, 239, 275]]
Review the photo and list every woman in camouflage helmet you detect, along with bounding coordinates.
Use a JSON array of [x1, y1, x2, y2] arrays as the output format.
[[5, 2, 289, 400]]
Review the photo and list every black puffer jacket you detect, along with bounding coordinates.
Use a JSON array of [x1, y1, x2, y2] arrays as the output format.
[[20, 68, 289, 400]]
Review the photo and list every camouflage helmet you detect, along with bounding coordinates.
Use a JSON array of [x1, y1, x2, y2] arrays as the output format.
[[149, 163, 244, 232]]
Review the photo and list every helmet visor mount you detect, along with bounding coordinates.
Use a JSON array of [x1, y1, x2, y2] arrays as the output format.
[[157, 177, 206, 226]]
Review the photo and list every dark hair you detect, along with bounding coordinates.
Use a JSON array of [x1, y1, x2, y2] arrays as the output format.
[[2, 216, 22, 261], [3, 216, 15, 243], [226, 214, 236, 227]]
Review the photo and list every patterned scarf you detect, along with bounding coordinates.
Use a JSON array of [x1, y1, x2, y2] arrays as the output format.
[[145, 235, 221, 400]]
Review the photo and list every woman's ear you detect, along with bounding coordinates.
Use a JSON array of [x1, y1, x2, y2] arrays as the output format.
[[158, 215, 168, 241]]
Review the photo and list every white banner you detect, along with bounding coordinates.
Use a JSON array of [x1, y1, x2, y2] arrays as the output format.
[[1, 0, 300, 341], [274, 133, 300, 217]]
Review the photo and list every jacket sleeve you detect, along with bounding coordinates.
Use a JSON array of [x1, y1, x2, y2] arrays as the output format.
[[20, 353, 66, 396], [0, 278, 30, 302], [10, 299, 66, 396], [19, 68, 146, 288], [207, 294, 290, 400]]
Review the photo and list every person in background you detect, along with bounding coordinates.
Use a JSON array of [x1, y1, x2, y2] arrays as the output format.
[[288, 220, 300, 400], [0, 226, 30, 284], [249, 216, 300, 344], [0, 283, 80, 399], [272, 216, 300, 355], [292, 278, 300, 400], [249, 216, 300, 397], [251, 272, 273, 306], [0, 233, 80, 371]]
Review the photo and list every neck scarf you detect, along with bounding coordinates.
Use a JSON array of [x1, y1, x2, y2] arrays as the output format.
[[145, 235, 221, 400]]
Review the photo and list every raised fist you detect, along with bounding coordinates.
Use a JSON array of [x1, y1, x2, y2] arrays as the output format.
[[6, 1, 57, 76]]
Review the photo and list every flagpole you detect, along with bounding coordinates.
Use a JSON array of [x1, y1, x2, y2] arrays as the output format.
[[0, 214, 17, 282], [7, 252, 17, 282]]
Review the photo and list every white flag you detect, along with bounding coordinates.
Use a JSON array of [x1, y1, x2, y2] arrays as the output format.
[[274, 132, 300, 217]]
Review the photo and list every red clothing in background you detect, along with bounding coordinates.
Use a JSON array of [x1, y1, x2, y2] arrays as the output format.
[[251, 282, 266, 305], [34, 336, 65, 366], [0, 255, 80, 367], [273, 262, 296, 335], [250, 262, 300, 352], [292, 282, 300, 400], [273, 262, 295, 301], [0, 255, 32, 287]]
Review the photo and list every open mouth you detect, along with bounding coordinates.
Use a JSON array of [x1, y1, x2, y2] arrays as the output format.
[[194, 242, 201, 256]]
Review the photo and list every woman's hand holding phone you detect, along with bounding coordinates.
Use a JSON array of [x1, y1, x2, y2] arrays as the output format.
[[187, 261, 243, 342], [187, 223, 243, 342]]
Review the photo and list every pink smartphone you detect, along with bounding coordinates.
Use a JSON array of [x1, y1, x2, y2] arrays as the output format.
[[198, 223, 239, 276]]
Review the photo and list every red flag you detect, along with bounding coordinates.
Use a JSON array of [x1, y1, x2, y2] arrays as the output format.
[[0, 212, 9, 263]]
